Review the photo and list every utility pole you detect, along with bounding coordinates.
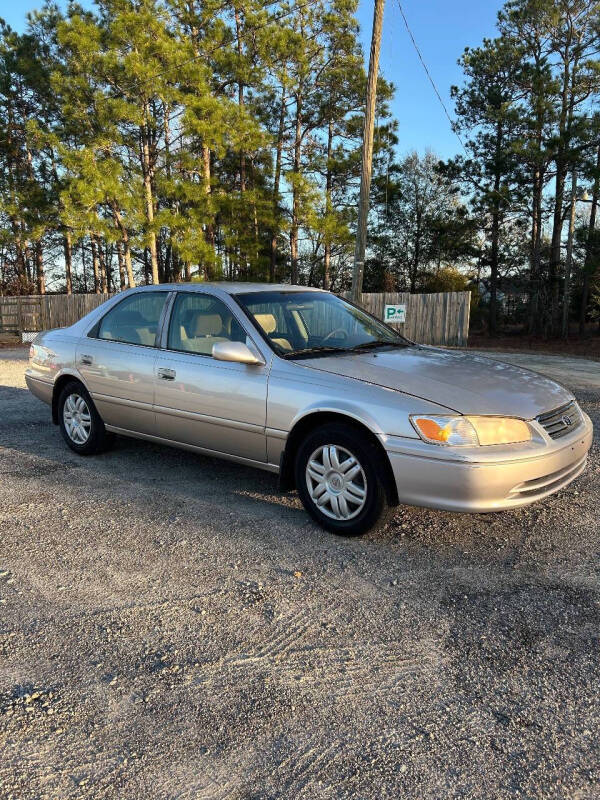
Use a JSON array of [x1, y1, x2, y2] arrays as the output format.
[[352, 0, 385, 302]]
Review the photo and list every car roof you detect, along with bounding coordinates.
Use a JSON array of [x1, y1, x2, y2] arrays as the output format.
[[129, 282, 325, 296]]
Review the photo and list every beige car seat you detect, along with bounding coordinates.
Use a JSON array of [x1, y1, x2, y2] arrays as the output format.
[[179, 313, 227, 355], [254, 313, 292, 351]]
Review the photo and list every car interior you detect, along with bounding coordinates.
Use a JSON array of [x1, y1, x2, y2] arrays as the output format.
[[168, 297, 247, 356], [253, 313, 293, 351], [98, 308, 159, 346]]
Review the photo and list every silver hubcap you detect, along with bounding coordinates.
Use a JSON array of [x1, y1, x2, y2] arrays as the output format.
[[63, 393, 92, 444], [305, 445, 367, 521]]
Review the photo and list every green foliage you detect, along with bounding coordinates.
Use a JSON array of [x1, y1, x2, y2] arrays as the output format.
[[420, 267, 471, 293], [1, 0, 599, 340]]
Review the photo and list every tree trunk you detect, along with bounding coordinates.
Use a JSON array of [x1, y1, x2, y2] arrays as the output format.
[[81, 239, 88, 293], [64, 230, 73, 295], [141, 105, 159, 284], [270, 82, 286, 282], [549, 38, 577, 334], [35, 241, 45, 295], [324, 118, 333, 290], [10, 217, 27, 290], [561, 168, 577, 339], [203, 145, 215, 252], [290, 90, 302, 284], [489, 206, 500, 338], [116, 241, 126, 289], [97, 239, 108, 293], [579, 142, 600, 335], [528, 165, 543, 334], [488, 122, 503, 338], [234, 6, 246, 194], [90, 236, 101, 294], [111, 203, 136, 288]]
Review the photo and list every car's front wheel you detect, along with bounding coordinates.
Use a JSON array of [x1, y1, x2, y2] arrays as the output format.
[[295, 422, 390, 536], [58, 380, 112, 455]]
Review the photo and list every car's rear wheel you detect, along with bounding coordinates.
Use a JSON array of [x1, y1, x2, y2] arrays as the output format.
[[58, 380, 113, 455], [295, 422, 390, 535]]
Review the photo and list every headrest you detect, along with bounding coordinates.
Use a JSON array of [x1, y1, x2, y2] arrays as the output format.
[[255, 313, 277, 334], [194, 313, 222, 336]]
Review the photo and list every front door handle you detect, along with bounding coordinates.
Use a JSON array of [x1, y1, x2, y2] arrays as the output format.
[[80, 354, 93, 366], [158, 367, 176, 381]]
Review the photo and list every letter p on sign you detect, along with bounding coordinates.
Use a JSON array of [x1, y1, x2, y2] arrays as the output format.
[[384, 304, 406, 324]]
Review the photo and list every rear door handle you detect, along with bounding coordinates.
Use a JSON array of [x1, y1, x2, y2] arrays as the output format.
[[158, 367, 176, 380], [80, 354, 93, 365]]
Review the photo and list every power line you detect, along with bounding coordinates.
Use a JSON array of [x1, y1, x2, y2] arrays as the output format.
[[395, 0, 467, 156], [394, 0, 533, 216]]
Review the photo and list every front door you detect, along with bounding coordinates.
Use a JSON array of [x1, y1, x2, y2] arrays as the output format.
[[154, 292, 269, 462], [76, 291, 169, 435]]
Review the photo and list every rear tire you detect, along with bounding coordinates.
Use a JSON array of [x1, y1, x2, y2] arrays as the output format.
[[295, 423, 390, 536], [58, 380, 113, 455]]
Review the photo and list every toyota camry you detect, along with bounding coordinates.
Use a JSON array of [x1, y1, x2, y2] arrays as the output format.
[[26, 283, 593, 535]]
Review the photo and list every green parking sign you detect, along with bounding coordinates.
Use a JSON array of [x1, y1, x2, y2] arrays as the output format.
[[384, 304, 406, 324]]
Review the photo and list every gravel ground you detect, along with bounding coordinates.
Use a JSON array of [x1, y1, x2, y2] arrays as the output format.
[[1, 349, 599, 799]]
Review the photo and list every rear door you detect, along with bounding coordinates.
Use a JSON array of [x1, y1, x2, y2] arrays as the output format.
[[76, 291, 170, 435], [154, 291, 269, 461]]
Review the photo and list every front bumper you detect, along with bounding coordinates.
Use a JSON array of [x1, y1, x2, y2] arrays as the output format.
[[384, 411, 593, 513]]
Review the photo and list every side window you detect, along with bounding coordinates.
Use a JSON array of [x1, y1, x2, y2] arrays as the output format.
[[96, 292, 167, 346], [167, 293, 246, 356]]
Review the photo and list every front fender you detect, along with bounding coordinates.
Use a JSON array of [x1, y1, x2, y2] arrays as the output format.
[[289, 400, 386, 438]]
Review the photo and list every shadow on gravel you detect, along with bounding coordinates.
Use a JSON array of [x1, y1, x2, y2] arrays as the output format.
[[2, 385, 599, 570], [0, 387, 310, 524]]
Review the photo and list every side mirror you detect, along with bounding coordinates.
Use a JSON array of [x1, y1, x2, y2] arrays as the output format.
[[212, 340, 265, 366]]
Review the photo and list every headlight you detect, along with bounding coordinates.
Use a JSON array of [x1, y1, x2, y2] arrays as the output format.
[[411, 415, 531, 446]]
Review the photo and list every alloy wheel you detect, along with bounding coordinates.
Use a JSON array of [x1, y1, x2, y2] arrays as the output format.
[[63, 393, 92, 445]]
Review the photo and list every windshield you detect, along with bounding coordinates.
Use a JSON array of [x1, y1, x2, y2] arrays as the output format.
[[236, 290, 409, 358]]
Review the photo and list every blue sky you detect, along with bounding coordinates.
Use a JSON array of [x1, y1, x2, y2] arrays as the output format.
[[356, 0, 503, 159], [2, 0, 503, 160]]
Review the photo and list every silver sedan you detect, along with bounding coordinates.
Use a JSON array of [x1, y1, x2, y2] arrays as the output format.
[[26, 283, 593, 535]]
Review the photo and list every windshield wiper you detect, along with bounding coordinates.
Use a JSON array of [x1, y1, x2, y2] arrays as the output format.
[[283, 345, 346, 359], [284, 340, 407, 359], [346, 340, 407, 352]]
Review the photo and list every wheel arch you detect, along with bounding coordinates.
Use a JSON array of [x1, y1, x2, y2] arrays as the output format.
[[51, 372, 87, 425], [279, 410, 399, 506]]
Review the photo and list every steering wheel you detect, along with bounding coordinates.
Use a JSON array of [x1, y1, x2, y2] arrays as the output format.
[[321, 327, 349, 344]]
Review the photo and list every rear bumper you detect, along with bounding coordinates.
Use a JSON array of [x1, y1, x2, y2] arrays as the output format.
[[25, 373, 53, 405], [385, 413, 593, 513]]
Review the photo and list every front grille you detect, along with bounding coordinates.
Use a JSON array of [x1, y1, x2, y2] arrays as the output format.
[[537, 400, 582, 439]]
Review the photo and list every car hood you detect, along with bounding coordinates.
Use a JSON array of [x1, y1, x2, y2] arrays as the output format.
[[299, 346, 574, 418]]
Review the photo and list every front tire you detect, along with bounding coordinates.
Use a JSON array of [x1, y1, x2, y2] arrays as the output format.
[[58, 380, 112, 455], [295, 423, 390, 536]]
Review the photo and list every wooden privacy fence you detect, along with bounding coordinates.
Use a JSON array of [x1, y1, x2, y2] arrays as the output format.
[[0, 294, 113, 336], [0, 290, 471, 347], [347, 291, 471, 347]]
